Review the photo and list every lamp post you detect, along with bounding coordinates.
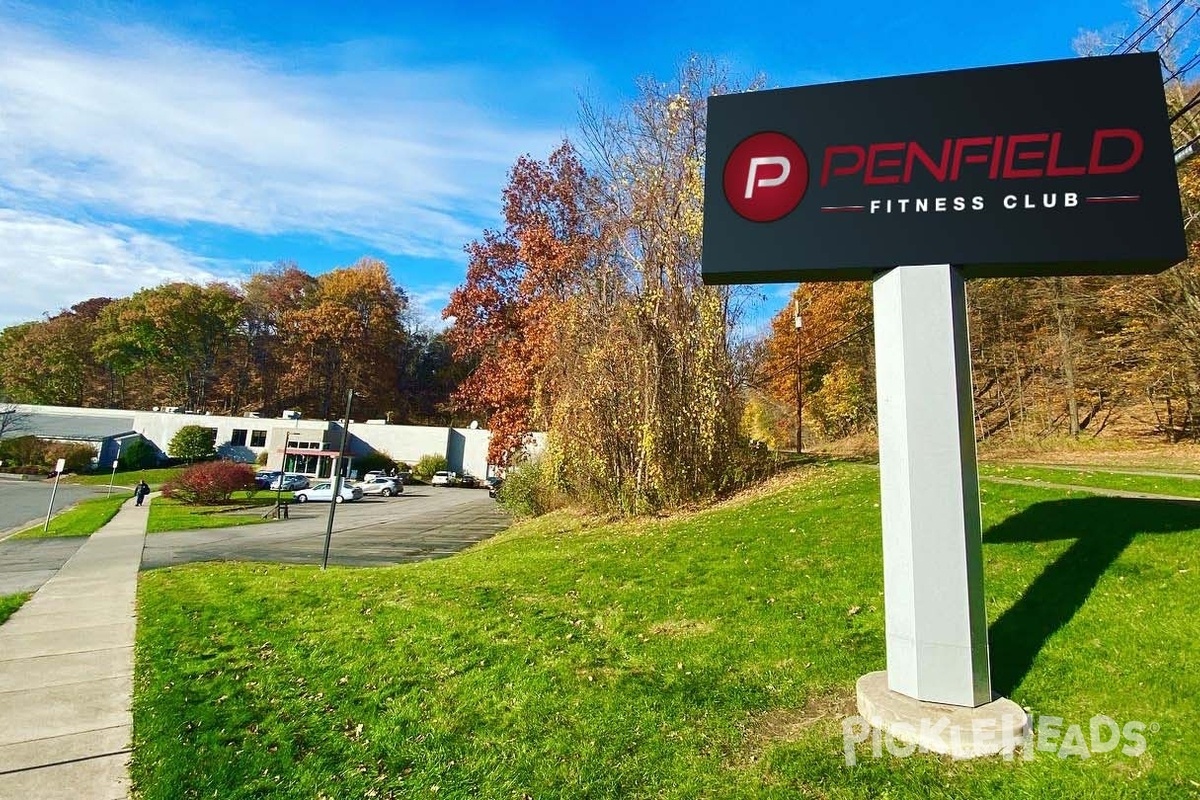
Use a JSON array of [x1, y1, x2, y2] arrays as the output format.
[[794, 295, 804, 455], [321, 387, 357, 570], [275, 431, 294, 518]]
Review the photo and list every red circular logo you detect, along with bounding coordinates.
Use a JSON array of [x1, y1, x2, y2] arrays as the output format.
[[723, 132, 809, 222]]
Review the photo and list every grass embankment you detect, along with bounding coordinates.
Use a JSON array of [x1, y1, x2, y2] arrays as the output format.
[[68, 466, 185, 489], [146, 491, 291, 534], [0, 592, 31, 625], [9, 492, 132, 540], [980, 463, 1200, 498], [133, 463, 1200, 799]]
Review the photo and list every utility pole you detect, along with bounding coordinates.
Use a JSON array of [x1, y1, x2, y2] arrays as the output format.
[[321, 387, 356, 570], [275, 431, 293, 518], [794, 294, 804, 455]]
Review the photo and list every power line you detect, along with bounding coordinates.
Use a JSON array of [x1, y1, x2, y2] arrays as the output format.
[[1112, 0, 1180, 54], [1164, 45, 1200, 85], [1170, 89, 1200, 124], [1116, 0, 1187, 54]]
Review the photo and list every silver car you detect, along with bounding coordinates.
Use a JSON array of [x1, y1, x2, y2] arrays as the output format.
[[358, 476, 402, 497], [268, 473, 310, 491]]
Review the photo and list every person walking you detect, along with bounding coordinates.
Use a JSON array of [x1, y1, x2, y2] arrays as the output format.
[[134, 480, 150, 507]]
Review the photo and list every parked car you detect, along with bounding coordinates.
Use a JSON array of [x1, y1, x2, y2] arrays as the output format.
[[487, 476, 504, 499], [268, 473, 310, 491], [358, 476, 402, 497], [293, 481, 362, 503], [431, 470, 455, 487], [255, 470, 282, 489], [457, 473, 479, 489]]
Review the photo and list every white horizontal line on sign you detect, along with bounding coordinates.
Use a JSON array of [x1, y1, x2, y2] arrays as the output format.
[[1084, 195, 1141, 203], [820, 205, 867, 212]]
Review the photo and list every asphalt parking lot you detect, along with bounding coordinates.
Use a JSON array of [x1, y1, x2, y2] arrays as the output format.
[[0, 478, 107, 535], [139, 484, 512, 569], [0, 483, 512, 595]]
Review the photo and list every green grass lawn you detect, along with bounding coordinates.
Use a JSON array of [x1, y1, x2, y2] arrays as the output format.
[[68, 466, 186, 490], [132, 463, 1200, 799], [146, 492, 288, 534], [980, 463, 1200, 498], [9, 492, 132, 540], [0, 592, 31, 625]]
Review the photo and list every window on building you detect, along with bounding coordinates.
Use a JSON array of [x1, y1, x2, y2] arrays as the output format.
[[250, 429, 267, 447], [230, 429, 248, 447]]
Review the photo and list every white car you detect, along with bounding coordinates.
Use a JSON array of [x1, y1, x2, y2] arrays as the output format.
[[431, 470, 455, 486], [358, 476, 402, 497], [293, 481, 362, 503]]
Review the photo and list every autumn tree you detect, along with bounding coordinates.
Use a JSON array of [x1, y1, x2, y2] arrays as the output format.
[[0, 299, 115, 407], [449, 58, 766, 514], [240, 263, 320, 414], [277, 258, 408, 419], [93, 282, 244, 411], [755, 283, 874, 446], [445, 143, 598, 464]]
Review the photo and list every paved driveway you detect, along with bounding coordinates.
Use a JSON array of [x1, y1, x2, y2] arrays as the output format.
[[0, 479, 113, 595], [0, 484, 512, 594], [0, 478, 104, 536], [140, 485, 511, 569]]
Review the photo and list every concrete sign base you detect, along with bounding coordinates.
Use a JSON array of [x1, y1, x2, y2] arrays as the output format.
[[871, 264, 992, 707], [856, 672, 1030, 759]]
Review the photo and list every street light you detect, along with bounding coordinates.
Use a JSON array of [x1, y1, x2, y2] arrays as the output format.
[[321, 387, 358, 570], [794, 294, 804, 455], [274, 431, 294, 518]]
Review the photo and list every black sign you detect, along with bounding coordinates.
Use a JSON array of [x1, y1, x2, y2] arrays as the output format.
[[702, 53, 1186, 283]]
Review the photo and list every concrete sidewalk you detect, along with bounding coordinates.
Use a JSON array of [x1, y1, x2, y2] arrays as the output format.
[[0, 496, 148, 800]]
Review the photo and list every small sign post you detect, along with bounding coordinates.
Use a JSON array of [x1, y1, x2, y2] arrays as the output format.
[[44, 457, 66, 533], [107, 459, 119, 496], [702, 52, 1185, 756]]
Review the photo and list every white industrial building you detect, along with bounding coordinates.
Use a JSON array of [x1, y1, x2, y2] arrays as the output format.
[[2, 404, 538, 480]]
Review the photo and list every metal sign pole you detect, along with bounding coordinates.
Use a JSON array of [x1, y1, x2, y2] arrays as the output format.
[[870, 264, 991, 705], [321, 388, 355, 570], [854, 264, 1027, 756], [43, 458, 66, 532], [107, 459, 118, 496], [275, 432, 291, 518]]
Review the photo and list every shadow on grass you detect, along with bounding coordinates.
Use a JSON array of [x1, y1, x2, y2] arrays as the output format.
[[986, 496, 1200, 695]]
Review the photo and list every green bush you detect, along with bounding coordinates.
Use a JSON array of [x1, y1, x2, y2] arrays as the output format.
[[255, 450, 269, 466], [119, 438, 158, 471], [0, 435, 44, 468], [496, 459, 551, 517], [168, 425, 217, 463], [413, 453, 448, 481], [42, 442, 97, 473], [354, 451, 397, 474]]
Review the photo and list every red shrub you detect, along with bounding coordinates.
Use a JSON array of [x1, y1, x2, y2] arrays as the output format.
[[161, 461, 257, 505]]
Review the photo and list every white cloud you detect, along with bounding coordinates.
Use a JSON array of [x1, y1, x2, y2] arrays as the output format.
[[0, 14, 569, 262], [0, 208, 251, 327], [407, 282, 463, 331]]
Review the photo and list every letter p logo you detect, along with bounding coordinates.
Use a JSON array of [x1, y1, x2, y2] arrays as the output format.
[[745, 156, 791, 199], [724, 132, 808, 222]]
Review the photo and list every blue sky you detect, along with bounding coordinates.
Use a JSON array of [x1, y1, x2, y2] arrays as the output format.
[[0, 0, 1140, 330]]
